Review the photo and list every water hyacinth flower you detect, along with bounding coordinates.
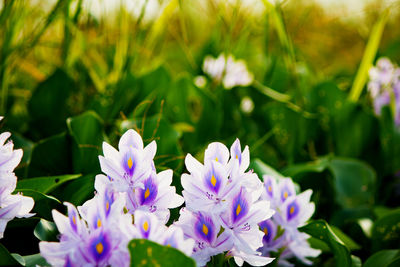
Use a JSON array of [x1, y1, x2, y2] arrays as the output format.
[[0, 129, 34, 239], [97, 129, 183, 221], [40, 193, 133, 267], [179, 139, 275, 266], [175, 208, 233, 266], [368, 57, 400, 126], [203, 54, 254, 89], [259, 175, 320, 265]]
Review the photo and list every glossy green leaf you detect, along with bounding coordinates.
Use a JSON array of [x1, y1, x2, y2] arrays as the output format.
[[0, 243, 23, 266], [330, 225, 361, 251], [34, 219, 58, 242], [364, 249, 400, 267], [16, 189, 61, 221], [300, 220, 352, 267], [282, 156, 331, 177], [59, 174, 95, 206], [23, 254, 49, 267], [16, 174, 81, 194], [128, 239, 196, 267], [67, 111, 104, 174]]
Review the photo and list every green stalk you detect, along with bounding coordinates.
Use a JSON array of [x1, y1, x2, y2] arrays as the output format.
[[348, 9, 389, 102]]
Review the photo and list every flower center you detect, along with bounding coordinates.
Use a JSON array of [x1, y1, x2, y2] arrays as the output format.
[[202, 224, 208, 235], [143, 221, 149, 232], [144, 188, 150, 199], [236, 204, 242, 216], [97, 219, 102, 228], [96, 242, 104, 254], [210, 175, 217, 187], [127, 157, 133, 169]]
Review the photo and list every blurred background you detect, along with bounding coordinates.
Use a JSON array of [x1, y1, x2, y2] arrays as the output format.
[[1, 0, 400, 265]]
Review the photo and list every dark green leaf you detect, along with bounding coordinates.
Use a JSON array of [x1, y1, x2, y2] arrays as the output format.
[[128, 239, 195, 267], [250, 158, 284, 179], [371, 209, 400, 251], [364, 249, 400, 267], [300, 220, 352, 267], [27, 132, 72, 177], [28, 69, 74, 138], [0, 243, 23, 266], [17, 174, 81, 194], [67, 111, 104, 174]]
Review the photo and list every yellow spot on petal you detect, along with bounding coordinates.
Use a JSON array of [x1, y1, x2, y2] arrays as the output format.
[[143, 221, 149, 232], [236, 155, 238, 159], [236, 204, 241, 216], [268, 186, 272, 192], [202, 224, 208, 235], [290, 206, 295, 214], [144, 188, 150, 199], [210, 175, 217, 187], [127, 157, 133, 169], [263, 227, 268, 236], [72, 216, 76, 225], [96, 242, 104, 254], [106, 201, 110, 211], [97, 219, 102, 228], [215, 157, 218, 162], [283, 191, 288, 199]]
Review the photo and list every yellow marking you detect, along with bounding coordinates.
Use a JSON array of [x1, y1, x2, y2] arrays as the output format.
[[144, 188, 150, 199], [143, 221, 149, 232], [268, 186, 272, 192], [202, 224, 208, 235], [72, 216, 76, 225], [106, 201, 110, 211], [127, 157, 133, 169], [96, 242, 104, 254], [283, 191, 288, 199], [236, 204, 241, 216], [210, 175, 217, 187], [97, 219, 102, 228], [236, 155, 238, 159], [215, 157, 218, 162], [290, 206, 295, 214], [263, 227, 268, 236]]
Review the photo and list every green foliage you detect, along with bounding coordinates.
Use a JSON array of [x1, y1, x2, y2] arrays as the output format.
[[128, 239, 196, 267]]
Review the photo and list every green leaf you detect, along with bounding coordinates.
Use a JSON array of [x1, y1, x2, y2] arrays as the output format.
[[300, 220, 352, 267], [0, 243, 23, 266], [250, 158, 284, 179], [348, 9, 389, 101], [27, 132, 72, 177], [67, 111, 104, 174], [128, 239, 196, 267], [329, 225, 361, 251], [59, 174, 95, 206], [23, 254, 49, 267], [328, 157, 376, 209], [364, 250, 400, 267], [16, 189, 61, 221], [16, 174, 81, 194], [282, 156, 331, 177], [34, 219, 58, 242], [371, 209, 400, 251], [28, 68, 74, 138]]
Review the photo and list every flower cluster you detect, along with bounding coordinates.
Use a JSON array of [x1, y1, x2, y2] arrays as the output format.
[[202, 53, 254, 89], [40, 130, 193, 266], [0, 121, 34, 239], [368, 57, 400, 126], [258, 176, 320, 266], [175, 139, 275, 266]]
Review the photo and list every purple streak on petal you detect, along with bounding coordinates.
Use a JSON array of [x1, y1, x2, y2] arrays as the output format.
[[194, 213, 214, 243], [123, 149, 136, 177], [259, 220, 275, 244], [204, 163, 222, 194], [231, 188, 249, 224], [68, 208, 78, 233], [89, 231, 111, 263], [287, 200, 300, 221], [280, 186, 294, 203], [139, 175, 158, 205], [231, 139, 242, 165], [265, 179, 274, 198], [104, 189, 114, 218], [164, 235, 178, 248]]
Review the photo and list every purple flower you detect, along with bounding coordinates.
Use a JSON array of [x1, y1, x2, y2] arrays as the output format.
[[98, 129, 156, 191], [162, 225, 195, 257], [175, 208, 233, 266]]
